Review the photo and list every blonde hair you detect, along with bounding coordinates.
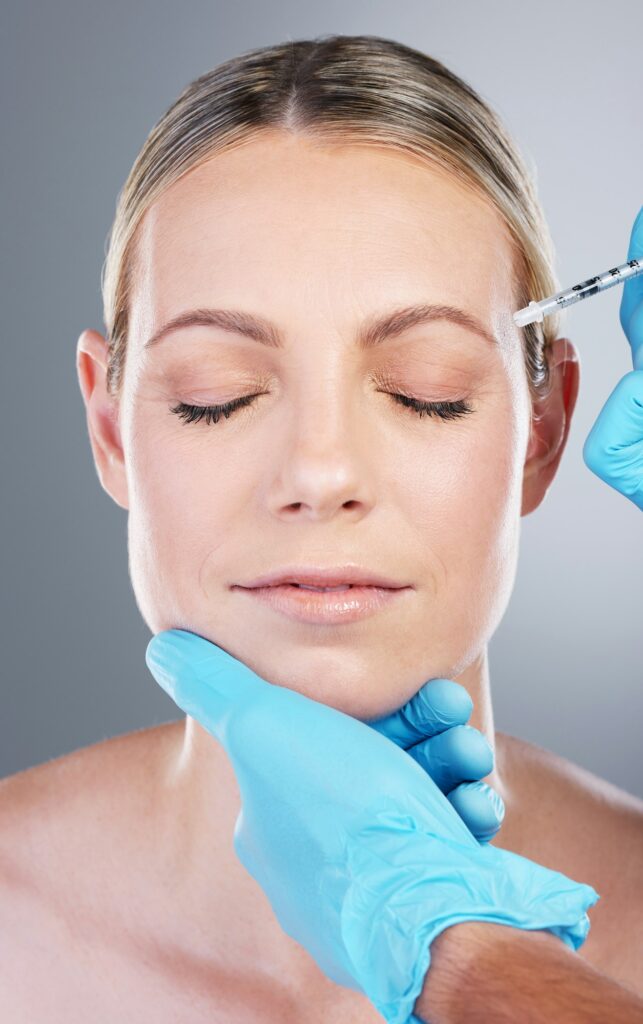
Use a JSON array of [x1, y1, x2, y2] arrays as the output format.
[[101, 34, 561, 401]]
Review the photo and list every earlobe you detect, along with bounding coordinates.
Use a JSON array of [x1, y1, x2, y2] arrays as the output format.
[[76, 329, 129, 510]]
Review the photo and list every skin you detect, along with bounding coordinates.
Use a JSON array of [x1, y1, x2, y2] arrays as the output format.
[[3, 132, 641, 1018]]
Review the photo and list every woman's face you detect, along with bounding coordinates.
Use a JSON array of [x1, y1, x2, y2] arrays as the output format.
[[111, 133, 565, 720]]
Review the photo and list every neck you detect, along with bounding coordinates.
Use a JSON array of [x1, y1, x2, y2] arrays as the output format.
[[454, 645, 508, 804]]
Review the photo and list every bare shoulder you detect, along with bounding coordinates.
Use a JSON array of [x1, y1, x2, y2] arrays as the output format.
[[0, 722, 186, 1014], [496, 730, 643, 994], [496, 728, 643, 875], [0, 720, 179, 834], [0, 721, 181, 916], [497, 728, 643, 811]]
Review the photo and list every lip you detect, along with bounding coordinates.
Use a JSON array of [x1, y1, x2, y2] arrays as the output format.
[[237, 582, 410, 625], [236, 564, 409, 589]]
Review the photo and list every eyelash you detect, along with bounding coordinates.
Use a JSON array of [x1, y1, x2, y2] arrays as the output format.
[[170, 391, 474, 426]]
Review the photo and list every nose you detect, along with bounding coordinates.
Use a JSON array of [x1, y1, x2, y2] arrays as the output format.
[[267, 398, 377, 522]]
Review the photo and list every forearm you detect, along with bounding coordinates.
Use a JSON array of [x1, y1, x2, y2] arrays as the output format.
[[413, 921, 643, 1024]]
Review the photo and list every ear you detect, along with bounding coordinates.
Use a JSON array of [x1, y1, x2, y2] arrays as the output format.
[[521, 337, 580, 516], [76, 329, 129, 510]]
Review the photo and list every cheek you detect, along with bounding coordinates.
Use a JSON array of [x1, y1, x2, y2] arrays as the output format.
[[401, 405, 521, 540], [124, 407, 237, 632], [398, 407, 524, 663], [450, 430, 522, 627]]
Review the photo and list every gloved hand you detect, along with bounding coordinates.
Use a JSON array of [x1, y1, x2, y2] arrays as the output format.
[[146, 629, 599, 1024], [582, 205, 643, 509]]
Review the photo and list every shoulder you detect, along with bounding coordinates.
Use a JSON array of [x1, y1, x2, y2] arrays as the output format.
[[497, 728, 643, 822], [0, 714, 183, 807], [0, 721, 181, 904], [496, 728, 643, 871], [0, 722, 185, 1013], [495, 730, 643, 993]]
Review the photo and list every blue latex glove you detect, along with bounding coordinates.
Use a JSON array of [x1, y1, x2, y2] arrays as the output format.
[[367, 677, 504, 844], [146, 629, 600, 1024], [582, 206, 643, 509]]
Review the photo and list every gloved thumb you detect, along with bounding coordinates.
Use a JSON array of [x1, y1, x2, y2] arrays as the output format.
[[145, 628, 268, 746]]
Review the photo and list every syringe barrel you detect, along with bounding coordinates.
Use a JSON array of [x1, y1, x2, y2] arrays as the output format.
[[552, 260, 639, 312]]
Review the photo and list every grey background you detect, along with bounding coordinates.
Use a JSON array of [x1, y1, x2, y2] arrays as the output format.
[[2, 0, 642, 796]]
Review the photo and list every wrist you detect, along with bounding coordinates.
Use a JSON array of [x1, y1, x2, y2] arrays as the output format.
[[415, 920, 562, 1024]]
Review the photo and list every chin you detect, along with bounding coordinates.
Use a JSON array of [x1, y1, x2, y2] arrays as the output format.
[[266, 676, 403, 724]]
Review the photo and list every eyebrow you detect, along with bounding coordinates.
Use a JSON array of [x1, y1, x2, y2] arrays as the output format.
[[143, 303, 498, 351]]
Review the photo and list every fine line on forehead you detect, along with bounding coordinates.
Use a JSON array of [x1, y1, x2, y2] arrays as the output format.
[[143, 303, 499, 352]]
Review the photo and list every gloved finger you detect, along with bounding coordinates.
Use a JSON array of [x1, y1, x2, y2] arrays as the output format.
[[367, 677, 473, 748], [582, 369, 643, 510], [407, 722, 494, 793], [619, 204, 643, 370], [446, 780, 506, 844]]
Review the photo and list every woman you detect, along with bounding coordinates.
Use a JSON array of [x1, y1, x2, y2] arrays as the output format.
[[2, 34, 641, 1020]]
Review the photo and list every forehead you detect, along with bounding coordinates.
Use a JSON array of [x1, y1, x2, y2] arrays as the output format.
[[129, 132, 517, 342]]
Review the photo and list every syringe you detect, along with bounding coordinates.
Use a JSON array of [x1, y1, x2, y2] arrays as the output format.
[[513, 257, 643, 327]]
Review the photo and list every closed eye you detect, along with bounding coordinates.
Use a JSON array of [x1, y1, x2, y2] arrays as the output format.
[[386, 393, 474, 420], [169, 392, 474, 426]]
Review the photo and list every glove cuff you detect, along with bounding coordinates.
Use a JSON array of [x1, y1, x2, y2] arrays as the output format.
[[337, 821, 600, 1024]]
